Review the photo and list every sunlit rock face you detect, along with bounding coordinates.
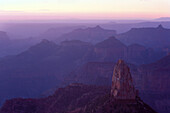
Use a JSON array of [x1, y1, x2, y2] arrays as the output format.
[[111, 60, 137, 100]]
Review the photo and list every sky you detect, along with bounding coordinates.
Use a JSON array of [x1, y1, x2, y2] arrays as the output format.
[[0, 0, 170, 21]]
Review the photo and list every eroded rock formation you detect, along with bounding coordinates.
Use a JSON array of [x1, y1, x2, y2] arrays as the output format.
[[111, 60, 137, 100]]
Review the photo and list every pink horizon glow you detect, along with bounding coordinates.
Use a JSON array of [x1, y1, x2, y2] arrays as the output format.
[[0, 12, 169, 22]]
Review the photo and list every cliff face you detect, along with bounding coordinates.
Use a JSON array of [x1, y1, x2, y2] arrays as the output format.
[[111, 60, 137, 100], [82, 37, 159, 65], [139, 55, 170, 93], [94, 37, 128, 62], [127, 44, 155, 64]]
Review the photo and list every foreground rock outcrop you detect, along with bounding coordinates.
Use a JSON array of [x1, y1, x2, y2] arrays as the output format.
[[0, 60, 157, 113], [82, 96, 156, 113], [0, 84, 110, 113], [81, 60, 156, 113], [111, 60, 137, 100], [65, 56, 170, 113]]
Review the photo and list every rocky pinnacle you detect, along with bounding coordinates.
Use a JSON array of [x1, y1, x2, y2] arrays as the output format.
[[111, 59, 137, 100]]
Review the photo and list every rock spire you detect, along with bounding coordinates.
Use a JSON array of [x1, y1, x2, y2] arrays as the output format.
[[111, 59, 137, 100]]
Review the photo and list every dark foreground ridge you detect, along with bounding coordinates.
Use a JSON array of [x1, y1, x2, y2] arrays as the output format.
[[0, 60, 157, 113], [81, 60, 157, 113]]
